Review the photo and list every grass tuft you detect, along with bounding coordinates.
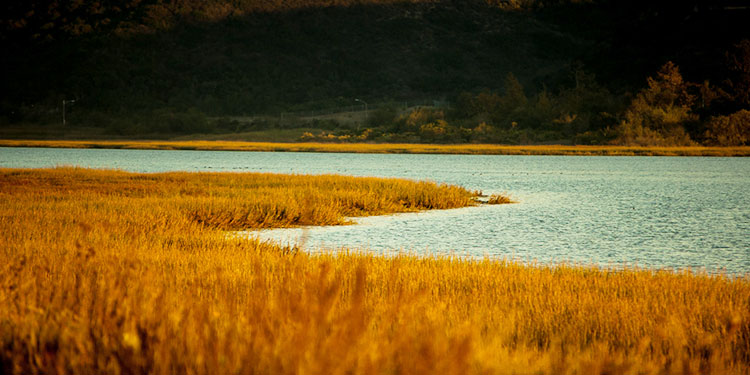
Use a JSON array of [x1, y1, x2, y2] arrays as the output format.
[[487, 193, 513, 204]]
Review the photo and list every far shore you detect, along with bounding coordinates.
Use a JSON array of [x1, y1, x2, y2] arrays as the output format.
[[1, 139, 749, 157]]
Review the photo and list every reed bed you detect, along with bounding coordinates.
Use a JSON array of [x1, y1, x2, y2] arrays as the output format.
[[1, 168, 748, 374], [2, 139, 750, 156]]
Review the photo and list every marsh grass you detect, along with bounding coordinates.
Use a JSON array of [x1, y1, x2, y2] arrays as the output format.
[[2, 139, 750, 156], [1, 168, 748, 374], [487, 193, 514, 204]]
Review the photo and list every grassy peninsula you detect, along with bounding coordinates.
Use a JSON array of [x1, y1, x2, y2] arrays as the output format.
[[1, 168, 748, 374]]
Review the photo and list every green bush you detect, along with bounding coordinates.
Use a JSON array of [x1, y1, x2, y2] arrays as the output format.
[[366, 106, 398, 128]]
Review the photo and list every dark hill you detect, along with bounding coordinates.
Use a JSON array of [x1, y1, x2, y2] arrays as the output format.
[[1, 0, 748, 139]]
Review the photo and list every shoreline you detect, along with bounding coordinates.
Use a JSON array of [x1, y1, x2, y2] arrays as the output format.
[[2, 139, 749, 156]]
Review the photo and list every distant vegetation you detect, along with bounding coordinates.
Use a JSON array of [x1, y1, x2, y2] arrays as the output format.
[[2, 168, 749, 374], [1, 0, 749, 146], [3, 139, 749, 157]]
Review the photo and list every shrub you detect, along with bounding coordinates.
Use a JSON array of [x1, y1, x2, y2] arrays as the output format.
[[704, 110, 750, 146], [615, 62, 697, 146], [402, 107, 445, 131], [366, 106, 398, 127], [419, 120, 450, 142]]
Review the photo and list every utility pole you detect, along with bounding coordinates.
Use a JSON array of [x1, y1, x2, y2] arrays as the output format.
[[62, 99, 76, 126], [355, 98, 368, 122]]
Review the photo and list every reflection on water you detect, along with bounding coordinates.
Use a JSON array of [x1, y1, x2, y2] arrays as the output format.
[[2, 147, 749, 274]]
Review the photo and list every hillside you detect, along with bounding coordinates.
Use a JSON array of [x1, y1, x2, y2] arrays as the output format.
[[1, 0, 749, 145]]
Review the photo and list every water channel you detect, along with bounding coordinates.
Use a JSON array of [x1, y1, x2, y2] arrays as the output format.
[[2, 146, 748, 274]]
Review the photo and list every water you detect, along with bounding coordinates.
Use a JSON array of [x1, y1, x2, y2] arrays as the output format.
[[2, 146, 749, 274]]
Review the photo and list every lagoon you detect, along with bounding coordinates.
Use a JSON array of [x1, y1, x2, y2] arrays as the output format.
[[1, 146, 748, 274]]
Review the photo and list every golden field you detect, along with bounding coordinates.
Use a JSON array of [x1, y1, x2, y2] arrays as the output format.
[[2, 139, 750, 156], [1, 168, 749, 374]]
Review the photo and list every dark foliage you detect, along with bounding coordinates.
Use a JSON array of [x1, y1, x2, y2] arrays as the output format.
[[1, 0, 748, 145]]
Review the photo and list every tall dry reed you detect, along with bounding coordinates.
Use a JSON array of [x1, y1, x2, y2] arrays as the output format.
[[1, 168, 748, 374]]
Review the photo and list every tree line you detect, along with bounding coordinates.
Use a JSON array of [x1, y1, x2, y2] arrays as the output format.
[[305, 41, 749, 146]]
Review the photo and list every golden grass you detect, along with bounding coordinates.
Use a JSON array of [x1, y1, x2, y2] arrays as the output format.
[[2, 139, 750, 156], [1, 168, 749, 374], [487, 193, 513, 204]]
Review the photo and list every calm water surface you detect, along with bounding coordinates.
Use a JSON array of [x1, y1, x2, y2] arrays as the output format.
[[2, 147, 749, 274]]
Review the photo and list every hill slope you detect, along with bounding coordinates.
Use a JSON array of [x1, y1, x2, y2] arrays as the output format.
[[1, 0, 748, 144]]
